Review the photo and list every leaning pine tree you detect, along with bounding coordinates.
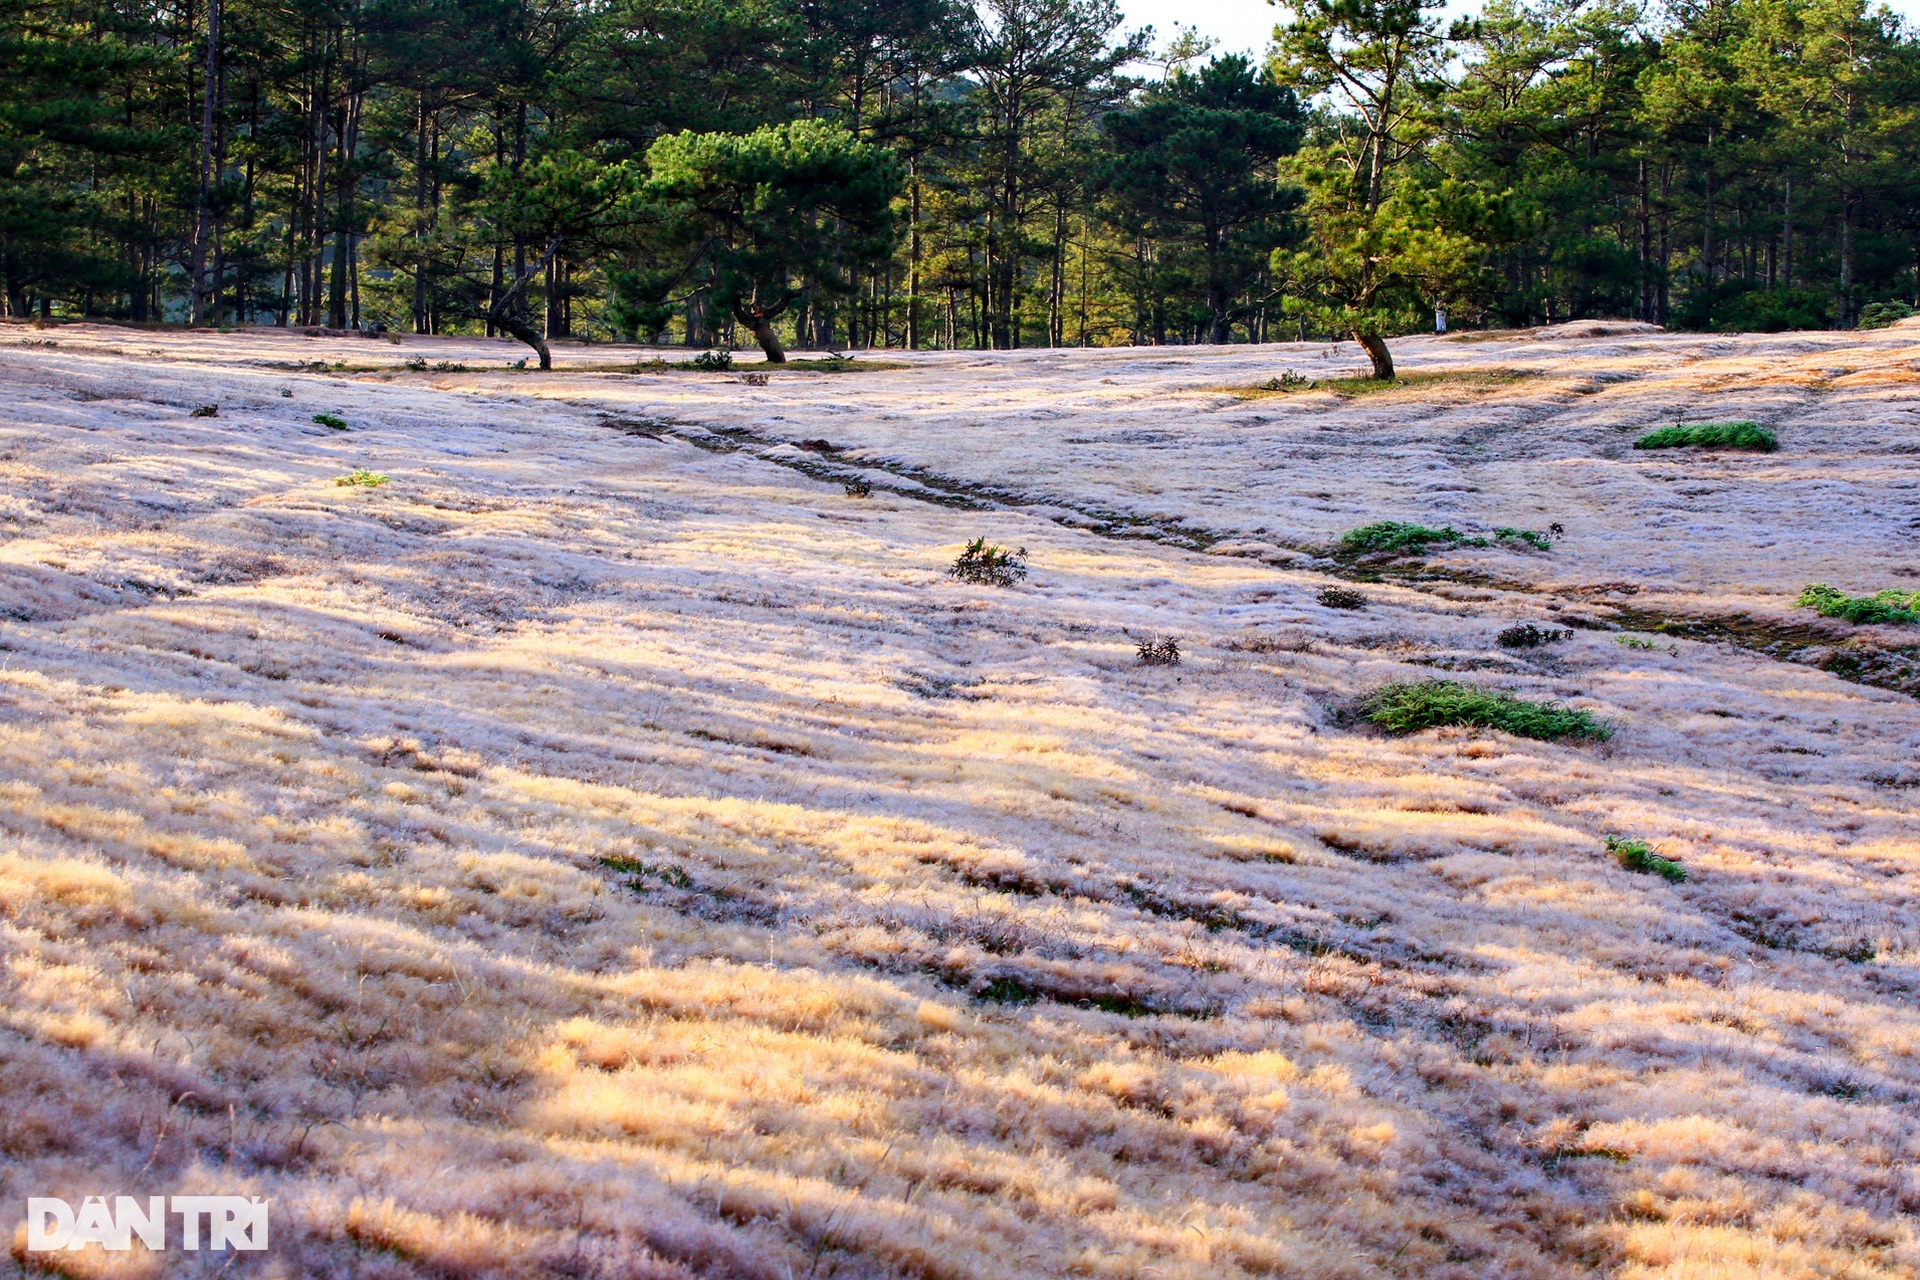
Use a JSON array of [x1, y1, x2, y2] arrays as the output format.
[[1266, 0, 1507, 379], [631, 121, 901, 363], [1271, 166, 1502, 379]]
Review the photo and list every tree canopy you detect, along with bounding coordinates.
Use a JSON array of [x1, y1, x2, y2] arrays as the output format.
[[3, 0, 1917, 355]]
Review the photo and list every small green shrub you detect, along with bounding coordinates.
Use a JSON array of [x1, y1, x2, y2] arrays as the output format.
[[1339, 521, 1464, 554], [333, 469, 389, 487], [1360, 679, 1611, 741], [949, 537, 1028, 587], [1259, 371, 1312, 391], [1797, 583, 1920, 625], [403, 357, 427, 371], [690, 349, 733, 371], [1633, 421, 1777, 452], [1318, 585, 1368, 610], [1136, 637, 1181, 666], [1608, 835, 1686, 882], [1494, 526, 1553, 551], [312, 413, 349, 430], [1858, 300, 1915, 330]]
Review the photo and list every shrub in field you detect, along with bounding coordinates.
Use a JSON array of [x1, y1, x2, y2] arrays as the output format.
[[190, 403, 219, 417], [1360, 679, 1610, 741], [1494, 526, 1553, 551], [1339, 521, 1464, 554], [1259, 371, 1312, 391], [844, 480, 873, 498], [1797, 583, 1920, 624], [690, 349, 733, 371], [334, 470, 389, 487], [1858, 300, 1915, 329], [949, 538, 1028, 586], [404, 357, 428, 371], [313, 413, 349, 430], [1498, 623, 1569, 648], [1318, 585, 1368, 609], [1633, 421, 1777, 452], [1136, 637, 1181, 666], [1608, 835, 1686, 882]]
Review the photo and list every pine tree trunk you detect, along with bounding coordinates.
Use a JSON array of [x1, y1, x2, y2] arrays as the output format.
[[746, 314, 786, 363], [1356, 332, 1394, 380]]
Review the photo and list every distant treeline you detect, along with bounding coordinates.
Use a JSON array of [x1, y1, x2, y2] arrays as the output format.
[[3, 0, 1917, 357]]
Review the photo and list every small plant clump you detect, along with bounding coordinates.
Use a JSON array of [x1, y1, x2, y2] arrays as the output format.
[[1318, 585, 1368, 610], [1339, 521, 1465, 554], [1339, 521, 1556, 556], [1494, 526, 1554, 551], [1498, 623, 1570, 648], [1798, 583, 1920, 625], [334, 469, 389, 487], [1136, 637, 1181, 666], [1608, 835, 1686, 882], [690, 349, 733, 371], [948, 537, 1028, 587], [190, 403, 219, 417], [844, 480, 873, 498], [404, 357, 428, 371], [1259, 371, 1313, 391], [1360, 679, 1611, 741], [312, 413, 349, 430], [1633, 421, 1778, 452]]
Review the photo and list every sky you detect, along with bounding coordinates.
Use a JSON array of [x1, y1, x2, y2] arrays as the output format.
[[1117, 0, 1920, 64], [1118, 0, 1284, 60]]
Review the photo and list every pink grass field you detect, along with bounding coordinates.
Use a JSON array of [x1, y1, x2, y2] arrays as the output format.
[[2, 320, 1918, 1279]]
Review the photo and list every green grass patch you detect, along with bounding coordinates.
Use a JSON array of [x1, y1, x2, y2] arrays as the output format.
[[1633, 421, 1777, 452], [1608, 835, 1686, 882], [1339, 521, 1465, 554], [333, 469, 388, 487], [1797, 583, 1920, 625], [1494, 526, 1553, 551], [1360, 680, 1611, 741], [312, 413, 349, 430], [1338, 521, 1554, 556]]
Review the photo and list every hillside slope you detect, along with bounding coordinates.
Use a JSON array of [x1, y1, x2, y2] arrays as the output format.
[[2, 324, 1917, 1280]]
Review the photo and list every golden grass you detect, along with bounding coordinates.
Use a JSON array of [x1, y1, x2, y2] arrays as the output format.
[[0, 326, 1916, 1279]]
